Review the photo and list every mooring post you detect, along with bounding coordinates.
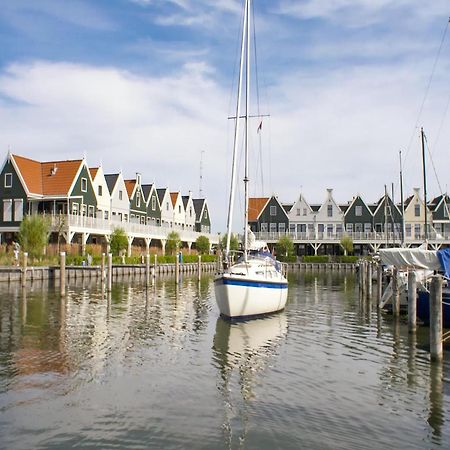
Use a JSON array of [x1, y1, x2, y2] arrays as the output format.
[[361, 261, 367, 298], [377, 264, 383, 307], [430, 275, 443, 361], [107, 253, 112, 292], [101, 253, 105, 282], [146, 253, 150, 287], [367, 262, 373, 298], [154, 254, 157, 277], [408, 270, 417, 333], [392, 267, 400, 316], [21, 252, 28, 288], [175, 251, 180, 285], [198, 254, 202, 282], [60, 251, 66, 297]]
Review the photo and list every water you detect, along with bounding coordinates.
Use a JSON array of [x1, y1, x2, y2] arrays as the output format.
[[0, 272, 449, 449]]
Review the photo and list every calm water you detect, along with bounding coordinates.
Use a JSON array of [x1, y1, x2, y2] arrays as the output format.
[[0, 272, 449, 449]]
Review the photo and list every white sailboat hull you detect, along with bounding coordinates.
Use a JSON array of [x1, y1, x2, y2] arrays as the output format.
[[214, 272, 288, 318]]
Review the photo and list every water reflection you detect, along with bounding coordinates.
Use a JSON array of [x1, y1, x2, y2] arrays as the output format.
[[212, 314, 287, 448]]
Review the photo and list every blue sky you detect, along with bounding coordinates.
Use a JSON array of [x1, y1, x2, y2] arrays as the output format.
[[1, 0, 450, 231]]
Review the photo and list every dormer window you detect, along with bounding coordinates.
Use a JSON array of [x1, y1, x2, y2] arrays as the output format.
[[81, 178, 87, 192], [136, 191, 141, 207], [355, 206, 362, 216], [270, 206, 276, 216], [4, 173, 12, 188], [327, 205, 333, 217], [414, 204, 420, 217]]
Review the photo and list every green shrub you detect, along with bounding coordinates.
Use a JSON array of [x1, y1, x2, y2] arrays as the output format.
[[302, 256, 329, 263], [277, 255, 297, 263], [335, 256, 358, 263]]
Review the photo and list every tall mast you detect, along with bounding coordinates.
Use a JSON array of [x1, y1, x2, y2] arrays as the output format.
[[384, 184, 388, 246], [243, 0, 251, 262], [399, 150, 405, 246], [421, 127, 428, 242], [225, 0, 248, 259]]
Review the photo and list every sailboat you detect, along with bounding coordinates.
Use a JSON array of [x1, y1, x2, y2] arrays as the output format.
[[214, 0, 288, 319]]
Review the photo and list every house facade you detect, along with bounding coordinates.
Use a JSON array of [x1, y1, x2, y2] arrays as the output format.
[[125, 174, 147, 224], [403, 188, 433, 240], [249, 196, 289, 234], [344, 195, 373, 233], [105, 173, 130, 223], [142, 183, 161, 226], [90, 166, 111, 220], [193, 199, 211, 233], [157, 188, 173, 228], [182, 192, 196, 231]]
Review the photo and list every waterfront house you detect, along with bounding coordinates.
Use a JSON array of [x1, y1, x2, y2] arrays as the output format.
[[287, 193, 317, 236], [315, 189, 344, 237], [193, 198, 211, 233], [429, 194, 450, 237], [344, 195, 373, 233], [124, 173, 147, 224], [105, 172, 130, 223], [142, 183, 161, 226], [403, 188, 432, 240], [371, 193, 402, 236], [171, 192, 185, 229], [182, 192, 196, 231], [157, 188, 173, 228], [90, 166, 111, 220], [248, 196, 289, 234]]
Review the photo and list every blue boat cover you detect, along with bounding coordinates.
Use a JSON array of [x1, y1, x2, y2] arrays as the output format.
[[437, 248, 450, 278]]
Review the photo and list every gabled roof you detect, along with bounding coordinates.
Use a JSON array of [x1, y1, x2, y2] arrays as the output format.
[[170, 192, 179, 207], [248, 197, 269, 222], [311, 205, 320, 212], [156, 188, 168, 204], [104, 174, 119, 194], [90, 167, 99, 179], [282, 203, 293, 213], [12, 154, 84, 196], [193, 198, 206, 220], [368, 204, 377, 214], [182, 195, 191, 208], [404, 195, 414, 209], [429, 194, 450, 211], [141, 183, 154, 201], [124, 179, 136, 198], [339, 204, 349, 213]]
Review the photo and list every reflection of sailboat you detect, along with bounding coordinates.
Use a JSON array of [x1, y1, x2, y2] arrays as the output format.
[[214, 0, 288, 319], [212, 313, 288, 446]]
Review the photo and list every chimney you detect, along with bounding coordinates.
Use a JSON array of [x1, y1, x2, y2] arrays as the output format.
[[136, 172, 141, 185], [50, 164, 58, 176]]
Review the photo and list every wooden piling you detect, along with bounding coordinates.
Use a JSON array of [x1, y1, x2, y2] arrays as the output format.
[[392, 267, 400, 316], [377, 264, 383, 307], [430, 275, 443, 361], [107, 253, 112, 292], [21, 252, 28, 288], [407, 270, 417, 333], [60, 252, 66, 297], [198, 255, 202, 282], [101, 253, 105, 282], [175, 252, 180, 285], [146, 253, 150, 287], [367, 262, 373, 298], [361, 261, 367, 298]]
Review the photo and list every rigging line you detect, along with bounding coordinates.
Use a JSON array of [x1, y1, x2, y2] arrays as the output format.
[[403, 17, 450, 165], [252, 0, 265, 196], [431, 88, 450, 155]]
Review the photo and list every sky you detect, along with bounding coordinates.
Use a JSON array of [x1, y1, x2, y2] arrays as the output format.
[[1, 0, 450, 232]]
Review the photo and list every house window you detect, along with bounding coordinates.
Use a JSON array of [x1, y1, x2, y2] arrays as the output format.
[[296, 208, 301, 216], [414, 224, 421, 237], [289, 224, 295, 232], [14, 199, 23, 221], [98, 185, 102, 196], [355, 206, 362, 216], [81, 204, 86, 216], [261, 223, 268, 232], [119, 190, 123, 200], [189, 207, 192, 217], [279, 223, 286, 233], [72, 202, 79, 215], [124, 214, 128, 222], [4, 173, 12, 188], [3, 199, 12, 221], [406, 224, 411, 236], [303, 208, 307, 216], [88, 205, 95, 217], [346, 223, 353, 232], [414, 204, 420, 217], [355, 223, 362, 232], [205, 209, 208, 219], [104, 211, 109, 220], [141, 216, 145, 224], [152, 197, 156, 211], [364, 223, 371, 232], [336, 224, 343, 234], [270, 206, 277, 216], [327, 205, 333, 217], [136, 192, 141, 207], [269, 223, 277, 232], [327, 224, 333, 235], [318, 224, 324, 233], [166, 201, 169, 211], [81, 178, 87, 192], [179, 205, 181, 214]]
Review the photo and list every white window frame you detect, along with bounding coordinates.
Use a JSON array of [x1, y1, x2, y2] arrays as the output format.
[[414, 204, 420, 217], [327, 205, 333, 217], [88, 205, 95, 217], [269, 222, 277, 232], [72, 202, 79, 215], [346, 223, 353, 232], [152, 197, 156, 211], [3, 199, 12, 222], [279, 223, 286, 233], [136, 191, 141, 207], [355, 206, 362, 217], [270, 206, 277, 216], [81, 177, 88, 192], [261, 222, 268, 232], [4, 173, 12, 188], [14, 199, 23, 221]]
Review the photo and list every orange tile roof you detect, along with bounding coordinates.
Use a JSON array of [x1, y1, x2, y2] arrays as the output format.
[[170, 192, 179, 207], [13, 154, 83, 196], [248, 197, 269, 222], [124, 180, 136, 198], [90, 167, 99, 178]]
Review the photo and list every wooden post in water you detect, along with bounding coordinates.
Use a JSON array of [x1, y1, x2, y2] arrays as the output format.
[[377, 264, 383, 307], [154, 254, 157, 277], [21, 252, 28, 288], [60, 252, 66, 297], [175, 251, 180, 285], [430, 275, 443, 361], [107, 253, 112, 292], [146, 253, 150, 287], [392, 267, 400, 316], [198, 254, 202, 282], [101, 253, 105, 282], [361, 261, 367, 298], [408, 270, 417, 333], [367, 262, 373, 298]]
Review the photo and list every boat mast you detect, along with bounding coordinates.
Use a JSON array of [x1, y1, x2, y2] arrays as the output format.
[[243, 0, 250, 262], [399, 150, 405, 246], [420, 127, 428, 242], [225, 0, 248, 260]]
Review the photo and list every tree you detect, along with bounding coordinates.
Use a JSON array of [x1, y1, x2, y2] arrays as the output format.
[[220, 233, 239, 252], [340, 235, 353, 256], [166, 231, 181, 255], [195, 235, 210, 255], [276, 235, 294, 257], [18, 215, 50, 260], [109, 227, 128, 256]]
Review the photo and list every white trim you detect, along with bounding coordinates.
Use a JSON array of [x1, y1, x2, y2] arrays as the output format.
[[4, 173, 12, 188]]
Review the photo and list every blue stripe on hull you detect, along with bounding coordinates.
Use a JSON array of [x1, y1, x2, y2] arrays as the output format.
[[215, 277, 288, 290]]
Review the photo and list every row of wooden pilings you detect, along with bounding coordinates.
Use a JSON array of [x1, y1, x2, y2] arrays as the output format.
[[358, 260, 444, 361]]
